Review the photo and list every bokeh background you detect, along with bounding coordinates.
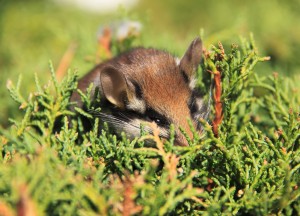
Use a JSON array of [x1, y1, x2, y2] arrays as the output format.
[[0, 0, 299, 126]]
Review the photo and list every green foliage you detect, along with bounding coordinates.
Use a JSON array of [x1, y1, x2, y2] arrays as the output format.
[[138, 0, 300, 76], [2, 0, 300, 128], [1, 36, 299, 215]]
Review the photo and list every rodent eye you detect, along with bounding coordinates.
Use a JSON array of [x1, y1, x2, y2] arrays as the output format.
[[149, 116, 163, 125], [145, 108, 169, 127]]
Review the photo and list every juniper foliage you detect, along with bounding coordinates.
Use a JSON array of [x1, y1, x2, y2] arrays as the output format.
[[0, 37, 299, 215]]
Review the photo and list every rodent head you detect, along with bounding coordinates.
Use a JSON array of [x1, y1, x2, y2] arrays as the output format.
[[96, 37, 207, 146]]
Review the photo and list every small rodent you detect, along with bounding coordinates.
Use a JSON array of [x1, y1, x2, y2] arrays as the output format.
[[71, 37, 209, 146]]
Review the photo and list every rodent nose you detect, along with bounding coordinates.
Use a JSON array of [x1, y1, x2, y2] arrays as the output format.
[[175, 133, 190, 146], [174, 121, 195, 146], [175, 140, 189, 146]]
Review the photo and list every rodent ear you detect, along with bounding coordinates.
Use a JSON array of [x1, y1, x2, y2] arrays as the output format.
[[100, 66, 130, 109], [179, 37, 203, 79]]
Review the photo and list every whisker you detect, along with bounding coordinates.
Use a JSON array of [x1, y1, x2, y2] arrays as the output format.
[[88, 109, 169, 138]]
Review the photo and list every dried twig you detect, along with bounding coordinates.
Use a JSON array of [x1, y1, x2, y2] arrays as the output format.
[[212, 68, 223, 137], [17, 184, 37, 216], [205, 42, 225, 137], [122, 173, 143, 216], [97, 27, 112, 60], [55, 43, 77, 81]]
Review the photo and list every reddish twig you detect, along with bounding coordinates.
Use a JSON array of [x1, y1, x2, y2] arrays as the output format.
[[55, 43, 77, 81], [122, 173, 143, 216], [206, 42, 224, 137], [212, 69, 223, 137], [97, 27, 112, 60], [122, 176, 135, 216], [17, 184, 38, 216]]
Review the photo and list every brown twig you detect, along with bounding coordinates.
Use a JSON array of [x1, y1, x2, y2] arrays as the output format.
[[206, 42, 224, 137], [55, 43, 77, 81], [17, 184, 38, 216], [122, 173, 143, 216], [212, 69, 223, 137], [97, 27, 112, 60], [122, 175, 135, 216]]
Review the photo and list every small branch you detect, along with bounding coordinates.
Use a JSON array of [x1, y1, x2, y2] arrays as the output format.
[[206, 42, 225, 138], [17, 184, 38, 216], [122, 174, 143, 216], [56, 43, 77, 82], [97, 27, 112, 60], [212, 69, 223, 137]]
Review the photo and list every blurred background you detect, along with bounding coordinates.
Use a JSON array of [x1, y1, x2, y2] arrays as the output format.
[[0, 0, 299, 126]]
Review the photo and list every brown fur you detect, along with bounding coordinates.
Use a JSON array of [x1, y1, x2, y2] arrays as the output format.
[[117, 48, 194, 144], [71, 38, 204, 146]]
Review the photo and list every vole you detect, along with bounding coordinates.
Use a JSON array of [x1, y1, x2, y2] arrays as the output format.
[[71, 37, 209, 146]]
